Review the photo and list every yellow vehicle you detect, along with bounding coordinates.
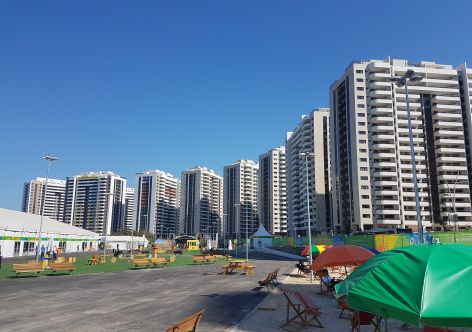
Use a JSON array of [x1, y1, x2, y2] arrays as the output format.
[[187, 240, 200, 251]]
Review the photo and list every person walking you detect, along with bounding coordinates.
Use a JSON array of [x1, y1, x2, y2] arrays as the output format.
[[40, 245, 46, 260]]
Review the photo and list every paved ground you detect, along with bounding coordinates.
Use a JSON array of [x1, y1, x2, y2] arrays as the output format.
[[0, 252, 295, 332]]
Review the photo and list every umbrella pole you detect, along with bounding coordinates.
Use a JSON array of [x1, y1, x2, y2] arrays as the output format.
[[344, 265, 347, 277]]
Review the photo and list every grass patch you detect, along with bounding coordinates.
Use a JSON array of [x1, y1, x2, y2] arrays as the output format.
[[0, 253, 226, 280]]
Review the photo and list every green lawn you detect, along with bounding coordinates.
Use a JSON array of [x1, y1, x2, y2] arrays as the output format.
[[0, 253, 225, 280]]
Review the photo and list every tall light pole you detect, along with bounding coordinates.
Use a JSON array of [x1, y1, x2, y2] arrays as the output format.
[[390, 69, 424, 243], [446, 171, 466, 231], [245, 207, 249, 263], [36, 155, 58, 263], [103, 192, 114, 261], [222, 213, 228, 254], [234, 203, 240, 259], [299, 152, 315, 283]]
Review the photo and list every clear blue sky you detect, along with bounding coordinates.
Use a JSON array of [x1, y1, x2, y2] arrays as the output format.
[[1, 0, 471, 210]]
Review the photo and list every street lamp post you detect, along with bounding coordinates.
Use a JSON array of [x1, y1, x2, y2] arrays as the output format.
[[103, 193, 114, 262], [390, 69, 424, 243], [299, 151, 315, 283], [36, 155, 58, 263], [222, 213, 228, 254], [446, 171, 466, 232]]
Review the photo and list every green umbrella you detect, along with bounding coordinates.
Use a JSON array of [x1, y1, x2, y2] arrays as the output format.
[[335, 244, 472, 328]]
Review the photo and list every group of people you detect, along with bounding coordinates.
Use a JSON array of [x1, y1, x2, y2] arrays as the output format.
[[296, 260, 342, 290], [39, 245, 57, 261]]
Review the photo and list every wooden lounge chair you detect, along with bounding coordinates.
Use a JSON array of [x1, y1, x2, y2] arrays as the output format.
[[133, 258, 150, 269], [315, 270, 338, 294], [12, 263, 44, 276], [192, 256, 207, 264], [258, 272, 274, 292], [280, 288, 323, 329], [350, 311, 381, 332], [49, 262, 76, 274], [337, 298, 353, 318], [166, 310, 205, 332], [150, 257, 167, 267], [168, 255, 176, 263]]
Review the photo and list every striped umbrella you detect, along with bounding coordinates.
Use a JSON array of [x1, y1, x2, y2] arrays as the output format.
[[301, 245, 332, 256]]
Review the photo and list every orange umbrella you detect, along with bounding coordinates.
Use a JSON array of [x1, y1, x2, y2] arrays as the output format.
[[310, 245, 374, 271]]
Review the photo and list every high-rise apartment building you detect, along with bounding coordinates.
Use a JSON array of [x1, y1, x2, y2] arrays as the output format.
[[22, 178, 66, 221], [124, 187, 135, 231], [134, 170, 180, 237], [330, 58, 472, 232], [63, 171, 126, 235], [223, 160, 259, 239], [258, 147, 287, 235], [286, 109, 331, 235], [179, 166, 223, 236]]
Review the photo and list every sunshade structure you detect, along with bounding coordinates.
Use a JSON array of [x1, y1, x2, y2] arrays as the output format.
[[300, 245, 332, 256], [335, 244, 472, 328], [311, 245, 374, 271]]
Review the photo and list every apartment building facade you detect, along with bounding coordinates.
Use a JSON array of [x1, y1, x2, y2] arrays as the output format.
[[179, 166, 223, 236], [63, 171, 127, 235], [21, 178, 66, 221], [286, 109, 331, 235], [330, 58, 472, 232], [134, 170, 180, 237], [223, 160, 259, 239], [258, 147, 287, 235], [124, 187, 135, 231]]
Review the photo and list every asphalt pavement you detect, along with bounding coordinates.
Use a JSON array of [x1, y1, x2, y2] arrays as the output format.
[[0, 252, 295, 332]]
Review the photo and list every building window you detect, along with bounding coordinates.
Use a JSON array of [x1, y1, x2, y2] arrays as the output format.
[[356, 70, 363, 74], [361, 185, 369, 190], [359, 140, 366, 144], [361, 195, 370, 199], [360, 176, 368, 180], [362, 214, 371, 218], [14, 241, 21, 256], [358, 122, 366, 126], [362, 204, 370, 208], [360, 158, 368, 162], [357, 87, 364, 91], [360, 167, 368, 171], [356, 78, 364, 82], [357, 95, 365, 99], [357, 104, 365, 108], [360, 148, 367, 153], [358, 131, 366, 135], [358, 113, 366, 117]]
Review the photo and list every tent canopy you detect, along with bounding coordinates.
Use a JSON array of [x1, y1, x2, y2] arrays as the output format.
[[251, 223, 273, 238]]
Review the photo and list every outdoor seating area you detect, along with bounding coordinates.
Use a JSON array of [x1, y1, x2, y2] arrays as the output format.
[[192, 255, 217, 264]]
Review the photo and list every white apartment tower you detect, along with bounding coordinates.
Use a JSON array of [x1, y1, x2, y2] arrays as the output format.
[[330, 59, 472, 232], [22, 178, 66, 221], [134, 170, 180, 237], [124, 187, 135, 231], [258, 147, 287, 235], [179, 166, 223, 236], [223, 160, 259, 239], [63, 171, 127, 235], [286, 109, 331, 235]]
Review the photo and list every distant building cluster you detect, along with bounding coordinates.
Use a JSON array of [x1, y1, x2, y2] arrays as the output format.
[[21, 58, 472, 236]]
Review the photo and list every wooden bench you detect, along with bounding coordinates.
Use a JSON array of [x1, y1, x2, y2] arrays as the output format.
[[49, 262, 76, 274], [150, 257, 167, 267], [192, 256, 208, 264], [244, 265, 256, 275], [166, 310, 205, 332], [133, 258, 150, 268], [12, 263, 44, 276], [88, 255, 99, 265]]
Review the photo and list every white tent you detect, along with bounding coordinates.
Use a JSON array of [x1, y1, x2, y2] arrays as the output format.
[[251, 223, 273, 248]]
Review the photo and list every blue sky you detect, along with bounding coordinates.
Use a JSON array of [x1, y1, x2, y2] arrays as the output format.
[[1, 0, 471, 210]]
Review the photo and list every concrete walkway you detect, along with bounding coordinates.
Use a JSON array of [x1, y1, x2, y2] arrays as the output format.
[[230, 270, 427, 332]]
